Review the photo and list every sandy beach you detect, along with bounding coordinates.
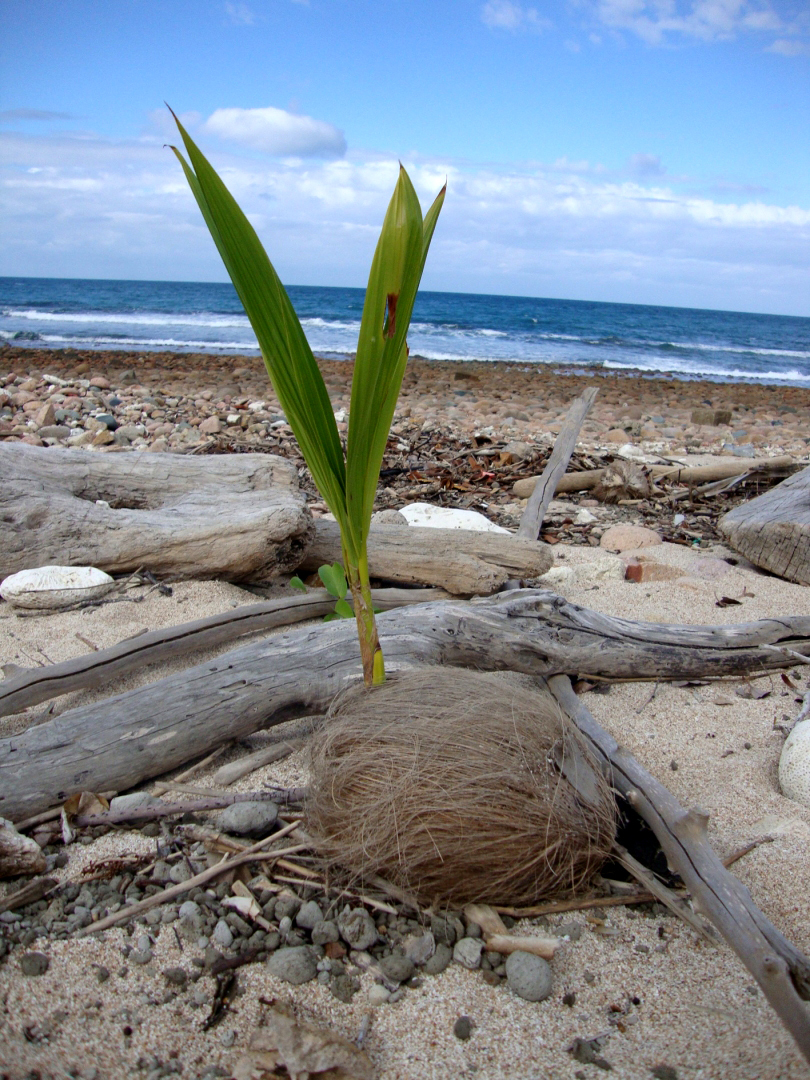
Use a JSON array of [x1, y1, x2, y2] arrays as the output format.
[[1, 346, 810, 1079]]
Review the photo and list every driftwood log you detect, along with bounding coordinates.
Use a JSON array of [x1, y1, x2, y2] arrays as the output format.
[[2, 589, 809, 821], [512, 454, 798, 499], [548, 674, 810, 1062], [518, 387, 598, 540], [300, 520, 553, 595], [0, 444, 312, 583], [719, 464, 810, 585], [0, 587, 446, 718]]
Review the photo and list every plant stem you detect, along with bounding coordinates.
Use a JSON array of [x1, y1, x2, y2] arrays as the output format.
[[346, 550, 385, 686]]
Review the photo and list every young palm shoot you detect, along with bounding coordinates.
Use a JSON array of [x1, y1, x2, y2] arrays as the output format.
[[168, 111, 444, 685]]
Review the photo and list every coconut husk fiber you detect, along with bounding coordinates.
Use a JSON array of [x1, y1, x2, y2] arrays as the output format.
[[306, 669, 617, 908]]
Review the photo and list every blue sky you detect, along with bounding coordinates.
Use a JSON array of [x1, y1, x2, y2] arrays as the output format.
[[1, 0, 808, 315]]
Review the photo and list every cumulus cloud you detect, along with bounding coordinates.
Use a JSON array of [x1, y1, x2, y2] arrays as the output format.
[[0, 109, 73, 122], [203, 106, 346, 158], [1, 129, 807, 314], [587, 0, 806, 50], [481, 1, 552, 32]]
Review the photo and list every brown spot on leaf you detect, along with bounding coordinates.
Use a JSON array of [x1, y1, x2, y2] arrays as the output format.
[[385, 292, 398, 338]]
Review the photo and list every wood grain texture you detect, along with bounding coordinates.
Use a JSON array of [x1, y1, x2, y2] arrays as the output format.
[[0, 443, 312, 583], [301, 519, 553, 595], [2, 589, 808, 821], [719, 464, 810, 585]]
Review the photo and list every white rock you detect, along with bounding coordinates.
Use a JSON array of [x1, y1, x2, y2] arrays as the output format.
[[779, 720, 810, 808], [399, 502, 509, 533], [537, 566, 575, 587], [0, 565, 115, 610]]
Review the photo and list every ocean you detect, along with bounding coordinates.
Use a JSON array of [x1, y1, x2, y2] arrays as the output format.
[[1, 276, 808, 387]]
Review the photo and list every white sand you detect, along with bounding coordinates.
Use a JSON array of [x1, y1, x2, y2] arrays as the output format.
[[1, 546, 809, 1079]]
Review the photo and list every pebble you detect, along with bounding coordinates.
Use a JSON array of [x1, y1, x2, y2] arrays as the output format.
[[266, 946, 318, 985], [368, 984, 391, 1006], [20, 951, 50, 976], [311, 919, 339, 945], [295, 900, 324, 930], [130, 948, 153, 965], [453, 937, 484, 970], [217, 800, 278, 837], [212, 919, 234, 948], [378, 954, 415, 984], [423, 942, 453, 976], [600, 524, 662, 552], [338, 906, 378, 951], [404, 930, 435, 966], [330, 972, 360, 1003], [505, 951, 553, 1002], [163, 967, 188, 987], [453, 1015, 474, 1040]]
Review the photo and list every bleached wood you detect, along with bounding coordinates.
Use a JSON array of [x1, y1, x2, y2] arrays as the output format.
[[301, 520, 553, 594], [0, 443, 312, 583], [719, 464, 810, 585], [2, 590, 809, 821], [518, 387, 598, 539]]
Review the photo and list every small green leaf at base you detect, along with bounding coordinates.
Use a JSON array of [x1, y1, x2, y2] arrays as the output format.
[[334, 598, 354, 619], [318, 562, 348, 600], [289, 576, 307, 592]]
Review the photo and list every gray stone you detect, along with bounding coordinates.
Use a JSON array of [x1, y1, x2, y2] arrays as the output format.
[[423, 942, 453, 976], [163, 967, 188, 987], [368, 985, 390, 1006], [453, 937, 484, 970], [266, 946, 318, 985], [130, 948, 153, 965], [338, 906, 378, 951], [212, 920, 234, 948], [274, 895, 302, 920], [295, 900, 324, 930], [556, 921, 583, 942], [330, 972, 360, 1003], [431, 913, 464, 946], [371, 509, 408, 525], [218, 800, 278, 837], [169, 862, 192, 884], [378, 954, 415, 984], [505, 951, 553, 1002], [37, 425, 71, 441], [454, 1015, 474, 1040], [404, 931, 435, 966], [311, 919, 339, 945], [109, 791, 162, 814], [20, 952, 49, 976]]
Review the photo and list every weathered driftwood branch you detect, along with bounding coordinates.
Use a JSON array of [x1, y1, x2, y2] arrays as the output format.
[[0, 587, 446, 718], [719, 464, 810, 585], [299, 520, 552, 595], [2, 590, 809, 821], [518, 387, 598, 539], [0, 444, 312, 583], [547, 674, 810, 1063], [512, 454, 798, 500]]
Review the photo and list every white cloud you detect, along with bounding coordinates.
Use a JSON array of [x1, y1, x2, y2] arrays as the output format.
[[767, 36, 808, 54], [203, 106, 346, 158], [1, 129, 808, 314], [587, 0, 807, 49], [481, 2, 552, 32]]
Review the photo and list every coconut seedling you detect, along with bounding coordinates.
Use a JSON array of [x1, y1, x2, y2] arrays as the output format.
[[168, 111, 444, 685]]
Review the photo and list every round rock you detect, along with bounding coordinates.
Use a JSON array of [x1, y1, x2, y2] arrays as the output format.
[[423, 942, 453, 976], [599, 524, 662, 553], [378, 954, 415, 984], [20, 952, 50, 976], [505, 951, 553, 1002], [266, 946, 318, 986], [212, 919, 234, 948], [218, 800, 278, 838]]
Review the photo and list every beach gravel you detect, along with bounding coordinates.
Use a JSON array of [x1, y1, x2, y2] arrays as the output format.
[[266, 946, 318, 985]]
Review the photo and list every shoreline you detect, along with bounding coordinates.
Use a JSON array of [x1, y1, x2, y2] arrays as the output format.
[[4, 342, 810, 390]]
